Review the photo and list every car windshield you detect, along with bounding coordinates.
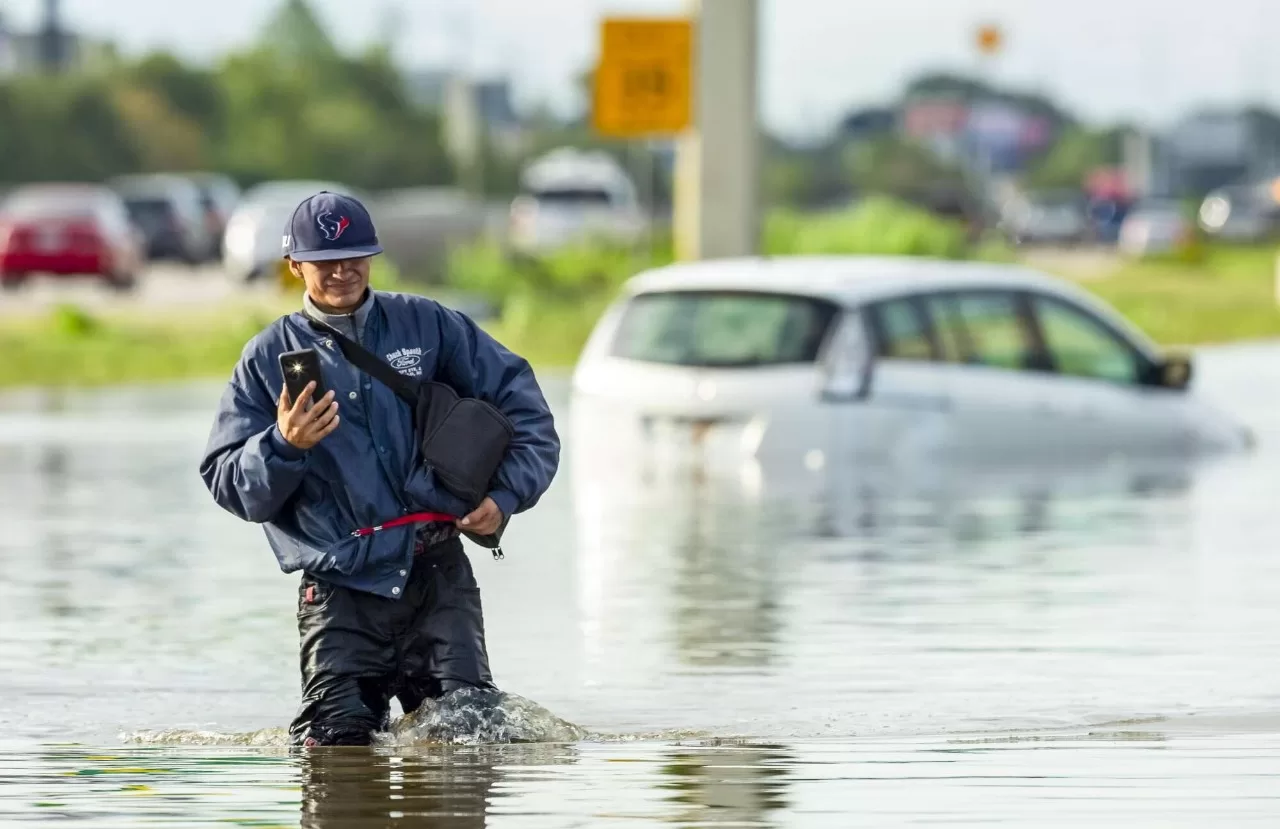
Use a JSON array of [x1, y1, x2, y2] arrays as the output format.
[[124, 198, 175, 230], [611, 291, 838, 367], [529, 187, 615, 207]]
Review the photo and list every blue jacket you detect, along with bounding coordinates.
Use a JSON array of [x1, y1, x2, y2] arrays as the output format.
[[200, 291, 560, 598]]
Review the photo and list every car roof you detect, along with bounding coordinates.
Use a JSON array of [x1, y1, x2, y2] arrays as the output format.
[[112, 173, 198, 192], [1, 183, 121, 215], [521, 149, 631, 193], [629, 256, 1067, 304], [625, 256, 1159, 354]]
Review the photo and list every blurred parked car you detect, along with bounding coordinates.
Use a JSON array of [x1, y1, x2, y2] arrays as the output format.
[[1198, 184, 1278, 242], [185, 173, 242, 255], [1118, 199, 1195, 257], [0, 183, 144, 291], [572, 257, 1250, 471], [1002, 191, 1089, 246], [222, 179, 354, 283], [509, 148, 646, 252], [111, 174, 218, 264]]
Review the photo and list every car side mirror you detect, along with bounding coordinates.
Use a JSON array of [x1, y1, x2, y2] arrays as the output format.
[[1158, 352, 1193, 391]]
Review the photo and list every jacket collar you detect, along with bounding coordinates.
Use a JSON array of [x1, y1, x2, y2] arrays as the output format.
[[302, 290, 376, 342]]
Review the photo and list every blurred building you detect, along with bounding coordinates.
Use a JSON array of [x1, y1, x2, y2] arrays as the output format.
[[408, 70, 528, 166], [965, 102, 1054, 175], [1167, 110, 1280, 195]]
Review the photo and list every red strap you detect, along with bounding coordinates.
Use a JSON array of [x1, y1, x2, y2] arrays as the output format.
[[351, 511, 457, 538]]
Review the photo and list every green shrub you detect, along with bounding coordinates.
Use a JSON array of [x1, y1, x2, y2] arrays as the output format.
[[447, 237, 671, 307], [48, 304, 101, 338], [764, 196, 971, 259]]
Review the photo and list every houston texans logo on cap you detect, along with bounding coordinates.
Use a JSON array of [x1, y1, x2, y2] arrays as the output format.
[[285, 192, 383, 262], [316, 211, 351, 242]]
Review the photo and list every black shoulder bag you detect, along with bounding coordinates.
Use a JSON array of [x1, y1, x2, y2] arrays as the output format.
[[307, 321, 515, 552]]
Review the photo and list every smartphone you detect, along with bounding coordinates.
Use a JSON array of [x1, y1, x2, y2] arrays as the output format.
[[279, 348, 328, 406]]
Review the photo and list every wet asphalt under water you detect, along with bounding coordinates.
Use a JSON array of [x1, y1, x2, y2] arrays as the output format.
[[1, 344, 1279, 826]]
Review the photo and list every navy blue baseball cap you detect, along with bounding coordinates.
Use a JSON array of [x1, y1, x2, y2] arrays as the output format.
[[283, 191, 383, 262]]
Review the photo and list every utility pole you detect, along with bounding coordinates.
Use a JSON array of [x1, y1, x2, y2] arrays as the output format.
[[673, 0, 760, 260], [39, 0, 65, 73]]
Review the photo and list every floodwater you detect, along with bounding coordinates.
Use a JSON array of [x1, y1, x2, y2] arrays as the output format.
[[2, 344, 1280, 826]]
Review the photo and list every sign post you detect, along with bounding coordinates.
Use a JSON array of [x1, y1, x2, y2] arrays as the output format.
[[592, 4, 758, 261], [673, 0, 759, 260]]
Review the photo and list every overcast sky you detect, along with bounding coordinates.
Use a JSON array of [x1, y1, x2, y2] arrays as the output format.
[[3, 0, 1278, 138]]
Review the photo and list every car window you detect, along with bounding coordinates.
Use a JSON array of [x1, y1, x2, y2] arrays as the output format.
[[934, 292, 1037, 371], [611, 291, 837, 367], [1033, 296, 1142, 384], [171, 186, 204, 222], [870, 298, 932, 360], [923, 296, 967, 363], [530, 187, 615, 207], [124, 197, 175, 232]]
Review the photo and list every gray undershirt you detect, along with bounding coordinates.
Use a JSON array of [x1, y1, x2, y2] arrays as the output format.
[[302, 289, 375, 342]]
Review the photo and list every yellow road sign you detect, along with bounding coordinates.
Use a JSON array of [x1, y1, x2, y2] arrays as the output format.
[[976, 23, 1004, 56], [593, 17, 693, 138]]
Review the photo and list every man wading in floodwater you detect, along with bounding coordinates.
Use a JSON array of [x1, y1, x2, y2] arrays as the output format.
[[200, 192, 559, 746]]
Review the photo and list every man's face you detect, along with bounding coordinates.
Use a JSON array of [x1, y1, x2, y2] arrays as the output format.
[[290, 256, 372, 313]]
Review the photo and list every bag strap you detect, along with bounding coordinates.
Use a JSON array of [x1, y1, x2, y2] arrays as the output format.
[[306, 319, 419, 406]]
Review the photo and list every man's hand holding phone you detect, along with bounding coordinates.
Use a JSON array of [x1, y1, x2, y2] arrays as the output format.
[[278, 382, 340, 450]]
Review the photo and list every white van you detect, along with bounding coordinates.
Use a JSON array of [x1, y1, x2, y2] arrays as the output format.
[[571, 257, 1251, 473], [509, 148, 646, 252]]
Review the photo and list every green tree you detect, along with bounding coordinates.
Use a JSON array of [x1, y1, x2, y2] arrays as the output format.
[[1022, 126, 1123, 191], [0, 0, 454, 189], [262, 0, 339, 62], [128, 52, 226, 140], [844, 135, 966, 198], [111, 85, 209, 171], [211, 2, 452, 188], [0, 75, 139, 181]]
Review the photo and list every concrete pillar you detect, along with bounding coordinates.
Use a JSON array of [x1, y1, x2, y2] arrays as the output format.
[[675, 0, 760, 260], [1123, 129, 1153, 200]]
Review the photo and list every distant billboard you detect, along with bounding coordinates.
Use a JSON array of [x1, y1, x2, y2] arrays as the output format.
[[964, 104, 1056, 174], [902, 100, 968, 139]]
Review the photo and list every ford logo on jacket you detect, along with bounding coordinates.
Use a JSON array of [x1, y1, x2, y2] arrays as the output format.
[[199, 291, 560, 598]]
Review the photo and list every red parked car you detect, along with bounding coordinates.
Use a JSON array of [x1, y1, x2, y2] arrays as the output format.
[[0, 184, 145, 291]]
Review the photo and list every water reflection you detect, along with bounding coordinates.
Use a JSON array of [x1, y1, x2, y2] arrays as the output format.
[[300, 742, 794, 828], [573, 426, 1213, 676], [574, 445, 790, 675], [36, 445, 78, 621], [668, 470, 783, 670], [299, 749, 500, 829], [659, 744, 791, 827]]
